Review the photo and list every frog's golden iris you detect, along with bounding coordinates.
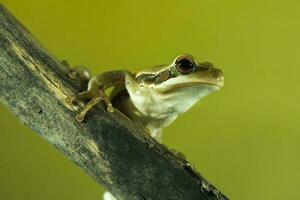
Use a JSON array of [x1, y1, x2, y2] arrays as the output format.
[[175, 55, 195, 74]]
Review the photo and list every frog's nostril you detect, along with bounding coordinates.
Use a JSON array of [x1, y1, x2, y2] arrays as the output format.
[[212, 68, 223, 79]]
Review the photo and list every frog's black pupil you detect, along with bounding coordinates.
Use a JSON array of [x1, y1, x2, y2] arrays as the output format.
[[176, 58, 194, 74]]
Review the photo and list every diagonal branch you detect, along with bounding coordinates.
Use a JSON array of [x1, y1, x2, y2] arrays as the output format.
[[0, 4, 228, 200]]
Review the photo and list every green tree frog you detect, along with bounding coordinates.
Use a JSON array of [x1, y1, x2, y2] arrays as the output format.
[[66, 54, 224, 142], [65, 54, 224, 200]]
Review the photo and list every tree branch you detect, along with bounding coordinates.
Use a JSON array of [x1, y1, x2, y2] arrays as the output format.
[[0, 4, 228, 200]]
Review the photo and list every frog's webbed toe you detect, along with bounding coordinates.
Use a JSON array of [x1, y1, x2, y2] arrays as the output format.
[[68, 66, 91, 83], [68, 70, 78, 79], [65, 96, 75, 105], [61, 60, 91, 85], [75, 112, 85, 122], [67, 87, 115, 122], [107, 104, 114, 112]]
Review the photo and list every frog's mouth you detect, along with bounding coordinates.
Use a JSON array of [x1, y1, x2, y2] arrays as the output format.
[[196, 81, 224, 89], [161, 81, 223, 94]]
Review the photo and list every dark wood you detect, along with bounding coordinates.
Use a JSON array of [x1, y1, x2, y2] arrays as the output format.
[[0, 4, 228, 200]]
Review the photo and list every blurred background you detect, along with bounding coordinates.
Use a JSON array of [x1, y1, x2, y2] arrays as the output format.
[[0, 0, 299, 199]]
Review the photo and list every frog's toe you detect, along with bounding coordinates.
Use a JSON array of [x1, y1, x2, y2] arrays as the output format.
[[68, 70, 78, 79], [106, 103, 114, 112], [75, 113, 85, 122], [65, 97, 75, 105]]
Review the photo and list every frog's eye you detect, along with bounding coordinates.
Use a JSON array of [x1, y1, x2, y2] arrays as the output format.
[[175, 57, 195, 74]]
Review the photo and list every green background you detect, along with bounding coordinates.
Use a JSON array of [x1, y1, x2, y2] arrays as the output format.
[[0, 0, 299, 199]]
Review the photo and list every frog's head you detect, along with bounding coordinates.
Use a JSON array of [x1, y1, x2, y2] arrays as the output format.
[[128, 54, 224, 116], [157, 54, 224, 92]]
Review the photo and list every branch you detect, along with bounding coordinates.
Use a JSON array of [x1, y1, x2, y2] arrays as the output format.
[[0, 4, 228, 200]]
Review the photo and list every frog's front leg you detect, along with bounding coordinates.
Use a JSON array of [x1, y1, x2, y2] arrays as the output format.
[[66, 70, 132, 122]]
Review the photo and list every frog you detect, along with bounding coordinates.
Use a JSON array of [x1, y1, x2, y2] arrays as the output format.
[[66, 54, 224, 141], [65, 54, 224, 200]]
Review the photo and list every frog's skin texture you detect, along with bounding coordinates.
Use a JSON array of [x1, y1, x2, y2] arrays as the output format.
[[66, 54, 224, 141], [65, 54, 224, 200]]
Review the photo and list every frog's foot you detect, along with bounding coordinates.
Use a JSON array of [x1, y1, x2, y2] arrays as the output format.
[[65, 96, 74, 105], [65, 90, 93, 107], [68, 69, 78, 79], [68, 88, 114, 122], [61, 60, 91, 83], [61, 60, 79, 79], [68, 66, 91, 82]]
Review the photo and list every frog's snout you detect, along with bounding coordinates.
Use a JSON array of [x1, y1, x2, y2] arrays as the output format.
[[213, 68, 224, 88]]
